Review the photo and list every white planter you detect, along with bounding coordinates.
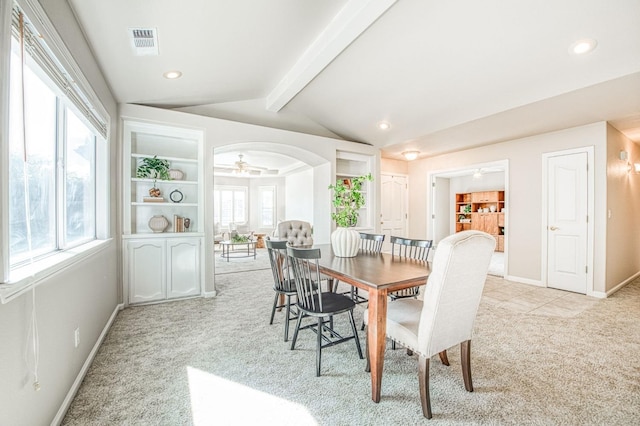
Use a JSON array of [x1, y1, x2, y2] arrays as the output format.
[[331, 227, 360, 257]]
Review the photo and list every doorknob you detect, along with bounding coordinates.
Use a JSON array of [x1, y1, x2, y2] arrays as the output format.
[[549, 226, 559, 231]]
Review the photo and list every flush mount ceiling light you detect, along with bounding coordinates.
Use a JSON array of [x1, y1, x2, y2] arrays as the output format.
[[163, 70, 182, 79], [377, 121, 391, 130], [569, 38, 598, 55], [402, 151, 419, 161]]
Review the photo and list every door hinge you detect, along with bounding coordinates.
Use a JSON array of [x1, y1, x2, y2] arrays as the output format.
[[431, 182, 435, 187], [586, 215, 588, 223], [585, 266, 588, 273], [406, 213, 408, 219], [432, 214, 435, 219]]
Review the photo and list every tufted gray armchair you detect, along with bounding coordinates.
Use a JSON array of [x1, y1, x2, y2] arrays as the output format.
[[277, 220, 313, 247]]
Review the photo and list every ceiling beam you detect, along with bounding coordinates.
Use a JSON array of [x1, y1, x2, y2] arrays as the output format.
[[265, 0, 397, 112]]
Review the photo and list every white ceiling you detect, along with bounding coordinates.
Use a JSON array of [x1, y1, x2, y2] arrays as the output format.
[[68, 0, 640, 168]]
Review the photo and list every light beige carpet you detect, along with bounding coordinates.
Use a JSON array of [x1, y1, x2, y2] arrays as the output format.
[[62, 270, 640, 425]]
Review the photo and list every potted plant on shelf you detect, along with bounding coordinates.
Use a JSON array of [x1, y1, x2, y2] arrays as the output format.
[[328, 173, 373, 257], [136, 156, 170, 198]]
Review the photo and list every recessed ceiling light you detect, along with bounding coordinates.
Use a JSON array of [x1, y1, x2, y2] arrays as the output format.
[[378, 121, 391, 130], [163, 70, 182, 79], [569, 38, 597, 55]]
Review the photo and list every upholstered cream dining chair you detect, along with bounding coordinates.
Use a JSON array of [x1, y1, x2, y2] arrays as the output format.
[[364, 230, 495, 419], [277, 220, 313, 247]]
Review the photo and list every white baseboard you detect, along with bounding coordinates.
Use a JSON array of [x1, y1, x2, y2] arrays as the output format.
[[504, 275, 543, 286], [602, 270, 640, 298], [52, 303, 124, 425], [203, 290, 217, 298]]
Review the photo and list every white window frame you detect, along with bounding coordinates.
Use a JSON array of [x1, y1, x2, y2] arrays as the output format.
[[0, 0, 111, 303]]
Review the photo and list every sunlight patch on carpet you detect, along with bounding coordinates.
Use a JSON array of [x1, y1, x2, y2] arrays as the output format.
[[187, 366, 318, 425]]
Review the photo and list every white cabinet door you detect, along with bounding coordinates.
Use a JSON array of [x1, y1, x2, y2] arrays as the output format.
[[127, 239, 166, 304], [166, 237, 201, 298]]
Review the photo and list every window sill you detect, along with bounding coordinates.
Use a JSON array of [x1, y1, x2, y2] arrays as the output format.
[[0, 239, 113, 304]]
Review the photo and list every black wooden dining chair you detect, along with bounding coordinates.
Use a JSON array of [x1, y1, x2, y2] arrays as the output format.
[[389, 236, 432, 300], [287, 246, 363, 376], [388, 236, 433, 350], [346, 232, 385, 303], [332, 232, 384, 303], [266, 239, 298, 341]]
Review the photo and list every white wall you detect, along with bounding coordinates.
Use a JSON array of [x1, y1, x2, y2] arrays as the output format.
[[284, 168, 314, 225], [449, 172, 505, 194], [0, 0, 120, 424], [434, 177, 451, 242]]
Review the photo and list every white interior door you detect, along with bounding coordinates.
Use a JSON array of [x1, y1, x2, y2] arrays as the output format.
[[547, 152, 588, 293], [381, 174, 407, 252]]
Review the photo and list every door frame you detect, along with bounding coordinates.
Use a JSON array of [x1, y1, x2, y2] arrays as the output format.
[[428, 159, 509, 276], [541, 147, 594, 295]]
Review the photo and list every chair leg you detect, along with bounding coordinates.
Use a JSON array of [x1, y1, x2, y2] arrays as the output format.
[[439, 350, 450, 366], [278, 294, 285, 311], [461, 340, 473, 392], [283, 295, 292, 341], [316, 317, 323, 377], [269, 292, 279, 325], [348, 310, 363, 359], [418, 355, 433, 419], [290, 312, 303, 350]]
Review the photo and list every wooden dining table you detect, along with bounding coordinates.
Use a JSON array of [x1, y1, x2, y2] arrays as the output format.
[[314, 244, 430, 403]]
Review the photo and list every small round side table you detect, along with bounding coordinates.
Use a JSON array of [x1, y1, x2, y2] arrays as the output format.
[[254, 233, 267, 249]]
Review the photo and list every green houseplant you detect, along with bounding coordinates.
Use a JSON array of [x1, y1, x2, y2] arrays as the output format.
[[328, 173, 373, 227], [136, 156, 171, 180], [136, 156, 171, 197], [328, 173, 373, 257]]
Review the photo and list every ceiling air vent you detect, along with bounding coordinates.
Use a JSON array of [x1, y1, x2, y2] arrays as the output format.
[[128, 28, 159, 56]]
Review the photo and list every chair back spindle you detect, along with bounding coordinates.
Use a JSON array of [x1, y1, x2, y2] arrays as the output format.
[[287, 247, 323, 312], [389, 236, 433, 299], [359, 232, 385, 253]]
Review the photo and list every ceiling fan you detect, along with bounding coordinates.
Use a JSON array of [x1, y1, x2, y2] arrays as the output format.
[[213, 154, 278, 176]]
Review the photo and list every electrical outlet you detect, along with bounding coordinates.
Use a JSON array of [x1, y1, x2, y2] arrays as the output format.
[[74, 327, 80, 348]]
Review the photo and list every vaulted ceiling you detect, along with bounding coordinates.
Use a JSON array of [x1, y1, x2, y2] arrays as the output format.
[[69, 0, 640, 163]]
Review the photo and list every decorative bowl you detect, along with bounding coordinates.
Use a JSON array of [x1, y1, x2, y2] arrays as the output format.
[[148, 215, 169, 233], [168, 169, 184, 180]]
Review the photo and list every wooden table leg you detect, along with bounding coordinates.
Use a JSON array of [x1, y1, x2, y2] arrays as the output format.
[[367, 288, 387, 403]]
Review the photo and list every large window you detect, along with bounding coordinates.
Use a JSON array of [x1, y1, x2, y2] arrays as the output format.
[[6, 6, 102, 270], [8, 41, 97, 266], [213, 186, 248, 227]]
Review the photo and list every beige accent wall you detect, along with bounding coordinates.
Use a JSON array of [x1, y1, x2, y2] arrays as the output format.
[[381, 157, 408, 174], [407, 122, 612, 291]]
